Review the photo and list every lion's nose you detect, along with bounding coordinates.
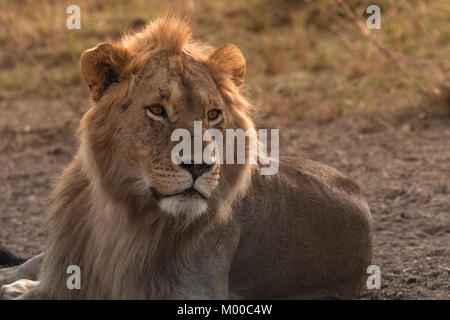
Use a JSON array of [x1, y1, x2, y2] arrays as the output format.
[[178, 162, 214, 180]]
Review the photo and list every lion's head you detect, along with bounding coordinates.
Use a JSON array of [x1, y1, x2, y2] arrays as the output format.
[[77, 14, 255, 221]]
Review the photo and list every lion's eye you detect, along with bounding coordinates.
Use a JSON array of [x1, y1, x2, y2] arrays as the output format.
[[207, 109, 222, 121], [145, 104, 166, 117]]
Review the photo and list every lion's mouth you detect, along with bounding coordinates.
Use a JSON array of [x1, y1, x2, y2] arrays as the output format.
[[151, 187, 208, 200]]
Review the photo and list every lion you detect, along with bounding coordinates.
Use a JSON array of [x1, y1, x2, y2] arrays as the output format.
[[0, 14, 372, 299]]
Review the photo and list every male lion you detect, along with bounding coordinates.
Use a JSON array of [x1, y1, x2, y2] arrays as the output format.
[[0, 14, 372, 299]]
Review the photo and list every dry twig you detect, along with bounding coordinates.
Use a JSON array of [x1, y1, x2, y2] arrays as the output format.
[[331, 0, 438, 95]]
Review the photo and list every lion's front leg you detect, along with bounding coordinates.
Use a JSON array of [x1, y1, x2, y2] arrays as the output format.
[[171, 262, 229, 300], [170, 223, 239, 300], [0, 253, 44, 300], [0, 253, 44, 288]]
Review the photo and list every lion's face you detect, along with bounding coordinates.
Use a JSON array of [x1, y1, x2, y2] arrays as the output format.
[[79, 17, 252, 219], [116, 53, 229, 217]]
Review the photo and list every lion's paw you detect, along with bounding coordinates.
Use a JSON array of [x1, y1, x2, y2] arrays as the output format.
[[0, 279, 40, 300]]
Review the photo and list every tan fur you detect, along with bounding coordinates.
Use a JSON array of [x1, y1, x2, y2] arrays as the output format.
[[0, 279, 40, 300], [22, 14, 253, 299], [10, 14, 372, 300]]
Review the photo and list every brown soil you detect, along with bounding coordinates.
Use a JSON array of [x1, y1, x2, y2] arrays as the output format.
[[0, 109, 449, 300]]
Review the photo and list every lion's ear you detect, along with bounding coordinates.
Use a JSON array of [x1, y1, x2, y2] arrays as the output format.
[[208, 44, 246, 87], [80, 42, 132, 101]]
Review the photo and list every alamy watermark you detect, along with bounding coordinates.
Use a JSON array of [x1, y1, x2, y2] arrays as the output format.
[[66, 5, 81, 30], [366, 5, 381, 29], [171, 121, 279, 175], [366, 265, 381, 289], [65, 264, 381, 290], [66, 265, 81, 290], [66, 4, 381, 31]]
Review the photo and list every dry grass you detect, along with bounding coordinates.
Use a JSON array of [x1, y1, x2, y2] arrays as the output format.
[[0, 0, 448, 131]]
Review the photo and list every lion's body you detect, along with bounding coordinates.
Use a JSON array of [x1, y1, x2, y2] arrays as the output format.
[[229, 157, 372, 298], [20, 156, 371, 300], [1, 14, 372, 300]]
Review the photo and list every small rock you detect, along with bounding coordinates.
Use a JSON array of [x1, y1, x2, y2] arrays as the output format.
[[407, 277, 417, 284], [428, 271, 440, 278], [400, 212, 410, 219]]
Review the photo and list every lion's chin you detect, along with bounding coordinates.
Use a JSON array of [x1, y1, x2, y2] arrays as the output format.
[[159, 195, 208, 218]]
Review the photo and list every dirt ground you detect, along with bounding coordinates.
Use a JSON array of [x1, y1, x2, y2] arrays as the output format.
[[0, 104, 448, 299]]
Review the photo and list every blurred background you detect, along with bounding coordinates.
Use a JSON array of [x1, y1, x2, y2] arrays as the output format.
[[0, 0, 448, 299]]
